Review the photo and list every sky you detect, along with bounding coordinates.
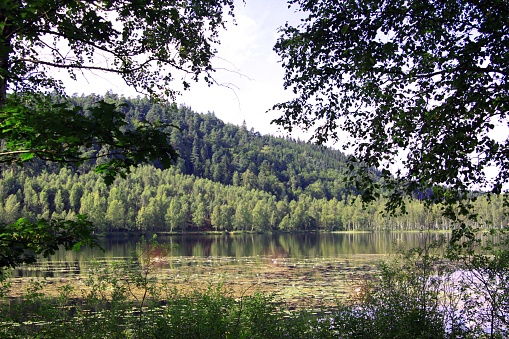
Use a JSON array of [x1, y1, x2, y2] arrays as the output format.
[[59, 0, 305, 139], [179, 0, 303, 136]]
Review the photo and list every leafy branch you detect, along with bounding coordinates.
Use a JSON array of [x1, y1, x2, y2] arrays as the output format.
[[0, 215, 101, 269], [0, 94, 179, 184]]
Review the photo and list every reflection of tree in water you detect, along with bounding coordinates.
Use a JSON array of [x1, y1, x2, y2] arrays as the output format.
[[12, 233, 452, 277], [261, 234, 290, 259], [174, 235, 214, 257]]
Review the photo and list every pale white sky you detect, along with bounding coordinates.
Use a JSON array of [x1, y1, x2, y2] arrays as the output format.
[[60, 0, 305, 138], [179, 0, 302, 136]]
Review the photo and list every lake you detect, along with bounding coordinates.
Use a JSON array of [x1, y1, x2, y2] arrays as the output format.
[[10, 231, 449, 308], [14, 231, 446, 278]]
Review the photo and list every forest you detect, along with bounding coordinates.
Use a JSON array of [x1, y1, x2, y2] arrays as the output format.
[[2, 1, 508, 337], [0, 94, 506, 233]]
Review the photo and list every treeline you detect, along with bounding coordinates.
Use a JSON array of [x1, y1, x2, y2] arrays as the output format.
[[2, 94, 506, 232], [0, 166, 506, 232]]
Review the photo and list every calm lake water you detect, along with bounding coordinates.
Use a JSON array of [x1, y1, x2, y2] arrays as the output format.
[[14, 231, 448, 278]]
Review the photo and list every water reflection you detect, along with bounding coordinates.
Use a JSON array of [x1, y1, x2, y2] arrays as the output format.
[[14, 232, 449, 278], [159, 232, 447, 258]]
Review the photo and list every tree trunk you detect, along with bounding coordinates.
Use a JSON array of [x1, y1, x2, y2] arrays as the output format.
[[0, 14, 12, 106]]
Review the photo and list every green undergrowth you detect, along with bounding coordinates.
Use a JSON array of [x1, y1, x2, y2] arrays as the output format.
[[0, 283, 333, 339]]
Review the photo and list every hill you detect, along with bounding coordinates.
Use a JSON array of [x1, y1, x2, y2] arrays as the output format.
[[70, 93, 354, 201], [0, 94, 505, 232]]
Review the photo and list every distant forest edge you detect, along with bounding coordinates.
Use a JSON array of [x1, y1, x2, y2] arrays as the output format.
[[0, 94, 506, 232]]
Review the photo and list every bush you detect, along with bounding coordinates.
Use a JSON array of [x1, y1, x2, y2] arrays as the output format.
[[333, 234, 453, 339]]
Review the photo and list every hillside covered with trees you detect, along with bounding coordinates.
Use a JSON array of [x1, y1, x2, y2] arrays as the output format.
[[1, 94, 506, 233], [68, 93, 353, 202]]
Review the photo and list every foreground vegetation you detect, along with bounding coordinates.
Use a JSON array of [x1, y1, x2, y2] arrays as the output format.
[[1, 233, 508, 338]]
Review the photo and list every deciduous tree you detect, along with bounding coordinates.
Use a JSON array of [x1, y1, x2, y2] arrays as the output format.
[[0, 0, 235, 268], [273, 0, 509, 221]]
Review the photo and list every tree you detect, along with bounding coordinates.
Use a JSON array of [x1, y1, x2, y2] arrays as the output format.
[[233, 200, 252, 231], [0, 0, 237, 179], [273, 0, 509, 221], [210, 204, 223, 231], [2, 194, 20, 224], [0, 0, 234, 102], [0, 0, 236, 182], [0, 97, 179, 184], [166, 197, 188, 232], [192, 201, 206, 229], [0, 0, 235, 268], [105, 199, 126, 230], [252, 200, 270, 231]]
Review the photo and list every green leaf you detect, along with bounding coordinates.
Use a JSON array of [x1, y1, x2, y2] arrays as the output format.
[[19, 153, 34, 161]]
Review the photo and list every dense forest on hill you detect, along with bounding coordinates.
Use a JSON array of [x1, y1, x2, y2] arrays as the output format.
[[69, 93, 354, 202], [1, 94, 506, 232]]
